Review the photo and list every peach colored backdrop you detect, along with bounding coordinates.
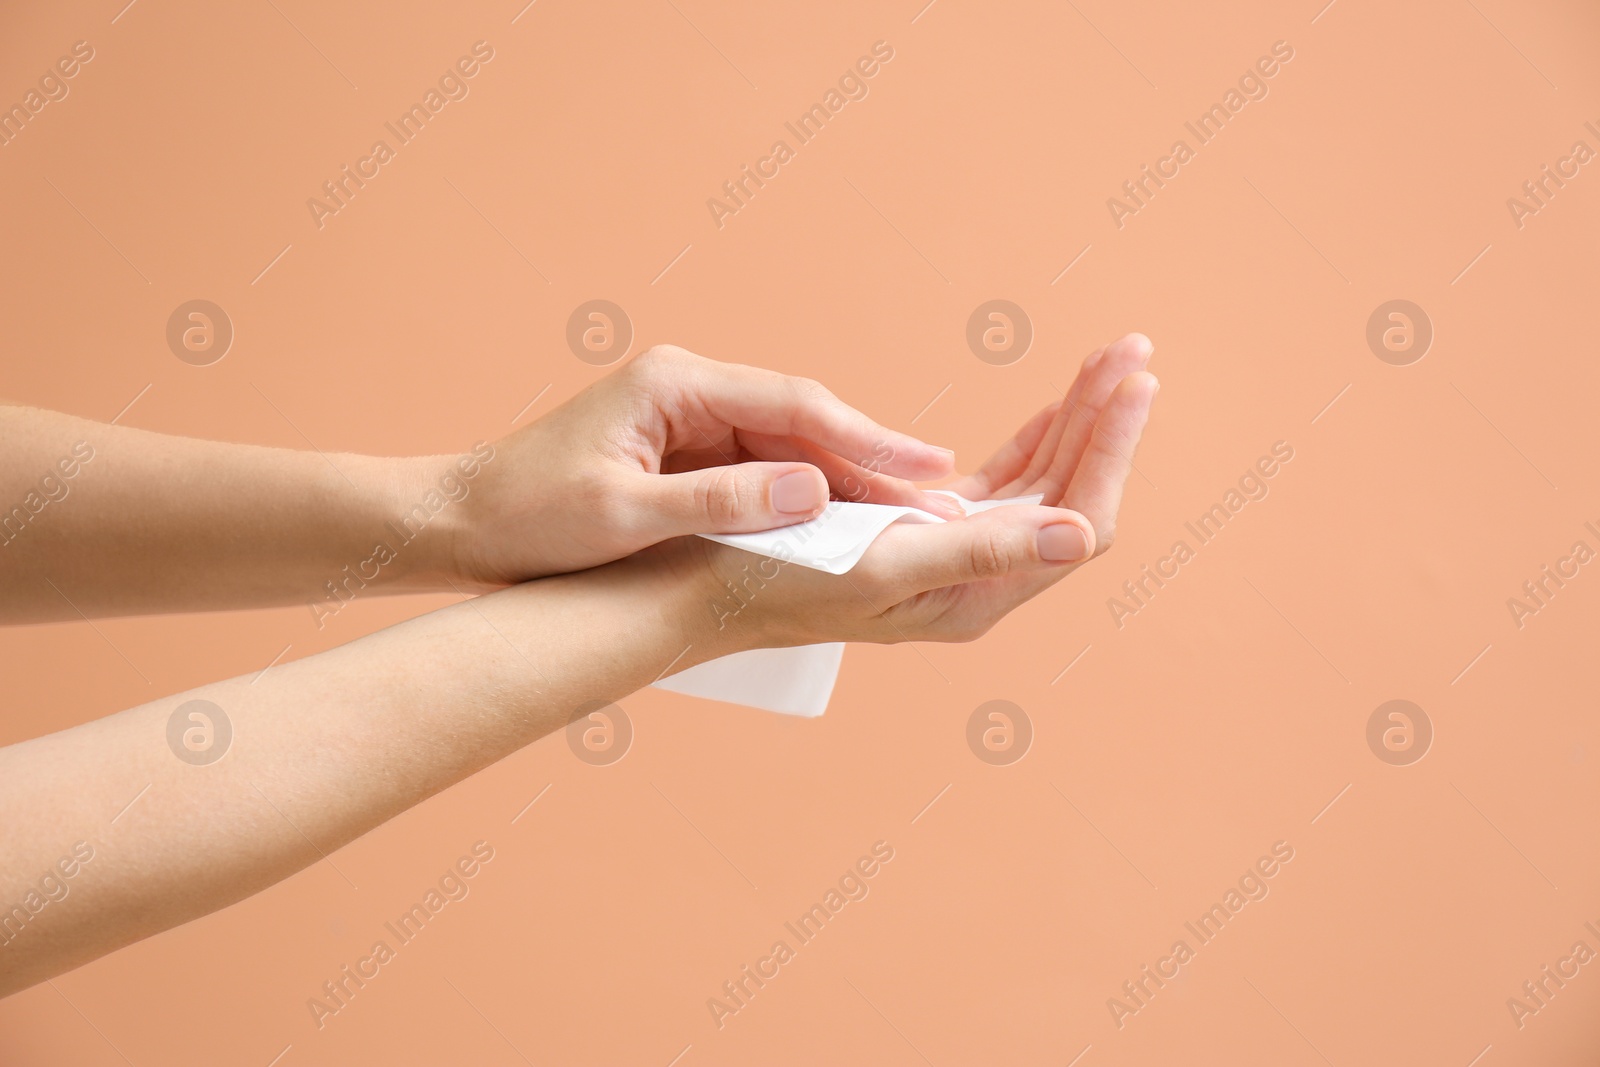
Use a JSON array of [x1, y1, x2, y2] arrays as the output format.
[[3, 1, 1599, 1064]]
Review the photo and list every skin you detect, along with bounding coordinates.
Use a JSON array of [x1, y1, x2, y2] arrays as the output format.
[[0, 340, 1156, 997]]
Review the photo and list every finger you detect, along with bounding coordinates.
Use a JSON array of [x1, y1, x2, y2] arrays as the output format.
[[862, 505, 1097, 597], [990, 346, 1105, 498], [669, 354, 957, 480], [943, 399, 1061, 500], [738, 431, 965, 518], [1059, 371, 1159, 549], [634, 462, 829, 538], [1026, 333, 1154, 505]]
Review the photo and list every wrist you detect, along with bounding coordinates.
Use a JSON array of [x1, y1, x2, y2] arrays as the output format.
[[372, 454, 482, 592], [629, 539, 778, 667]]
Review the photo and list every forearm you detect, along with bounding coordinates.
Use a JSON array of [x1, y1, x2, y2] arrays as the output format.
[[0, 405, 473, 622], [0, 547, 729, 996]]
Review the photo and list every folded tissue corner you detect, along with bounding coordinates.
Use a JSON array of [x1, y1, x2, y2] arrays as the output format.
[[652, 491, 1042, 717]]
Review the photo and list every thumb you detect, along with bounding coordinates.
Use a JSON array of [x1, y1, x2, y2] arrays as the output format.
[[641, 463, 829, 536]]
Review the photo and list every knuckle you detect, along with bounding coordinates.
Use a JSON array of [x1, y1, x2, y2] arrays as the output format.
[[789, 376, 834, 405], [697, 467, 761, 526], [634, 345, 688, 377], [964, 529, 1013, 580]]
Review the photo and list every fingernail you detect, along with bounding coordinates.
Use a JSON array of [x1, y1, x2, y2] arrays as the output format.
[[927, 493, 966, 518], [772, 471, 824, 514], [1038, 523, 1090, 563]]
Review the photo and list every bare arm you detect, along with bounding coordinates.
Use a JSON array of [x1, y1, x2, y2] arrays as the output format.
[[0, 548, 723, 997], [0, 347, 960, 624], [0, 405, 453, 622]]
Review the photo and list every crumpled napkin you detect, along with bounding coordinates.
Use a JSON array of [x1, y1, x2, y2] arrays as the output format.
[[652, 492, 1043, 716]]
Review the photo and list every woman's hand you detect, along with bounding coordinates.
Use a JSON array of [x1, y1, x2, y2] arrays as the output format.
[[657, 337, 1158, 653], [446, 346, 963, 588]]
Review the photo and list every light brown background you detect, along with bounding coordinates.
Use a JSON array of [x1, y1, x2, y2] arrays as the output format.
[[3, 0, 1599, 1063]]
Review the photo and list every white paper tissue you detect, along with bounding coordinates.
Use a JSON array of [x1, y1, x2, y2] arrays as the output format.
[[652, 492, 1042, 716]]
